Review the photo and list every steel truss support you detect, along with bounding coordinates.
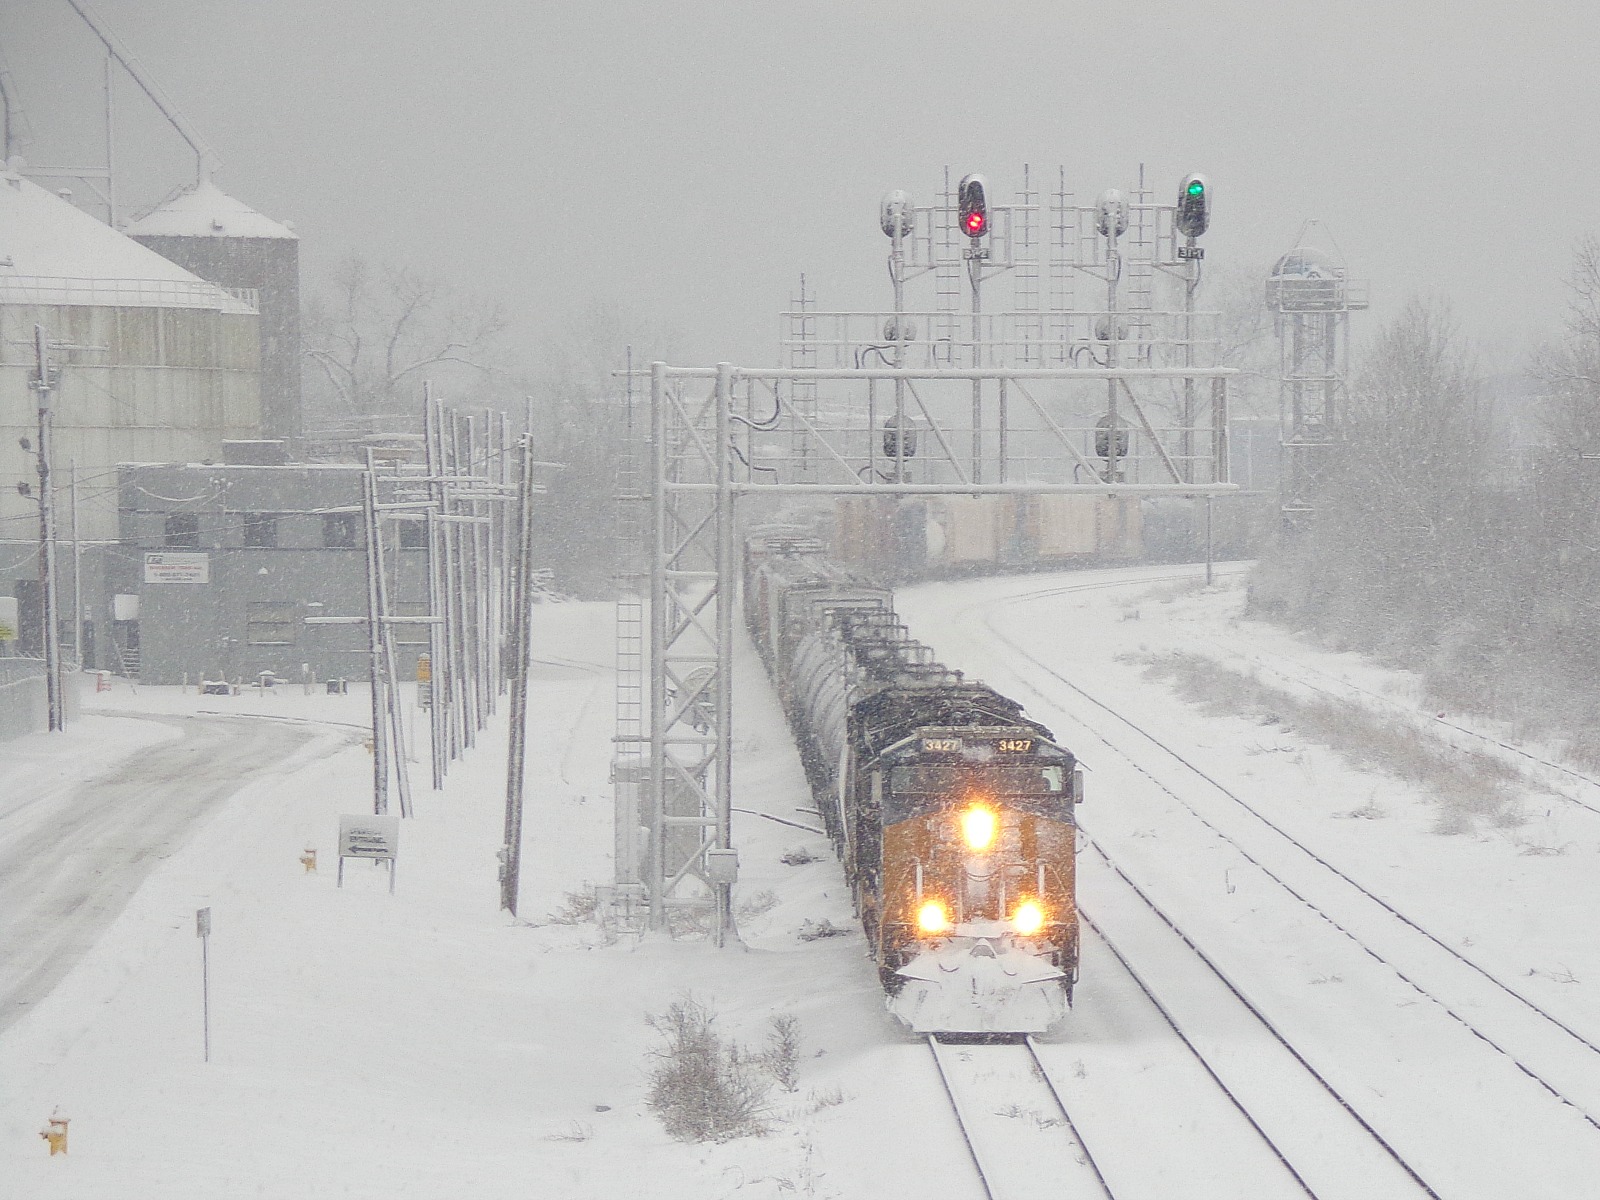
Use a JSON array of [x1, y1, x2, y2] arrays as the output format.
[[1265, 240, 1369, 532], [633, 361, 1236, 938]]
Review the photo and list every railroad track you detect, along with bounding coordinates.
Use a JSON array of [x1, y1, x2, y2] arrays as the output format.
[[1073, 866, 1435, 1198], [972, 586, 1600, 1128], [928, 1034, 1112, 1200], [890, 570, 1600, 1192]]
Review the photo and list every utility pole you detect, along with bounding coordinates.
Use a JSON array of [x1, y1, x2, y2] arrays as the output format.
[[31, 325, 64, 731], [501, 434, 537, 915], [360, 466, 390, 816], [70, 460, 83, 669]]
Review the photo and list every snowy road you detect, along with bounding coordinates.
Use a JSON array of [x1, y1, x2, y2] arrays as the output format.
[[0, 713, 322, 1033]]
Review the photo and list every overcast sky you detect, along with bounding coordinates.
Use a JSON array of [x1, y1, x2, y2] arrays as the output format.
[[4, 0, 1597, 370]]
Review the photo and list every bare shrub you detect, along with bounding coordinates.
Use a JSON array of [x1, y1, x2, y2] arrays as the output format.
[[645, 995, 769, 1143], [806, 1085, 848, 1112], [763, 1013, 802, 1092], [1147, 651, 1524, 830], [737, 889, 780, 921], [798, 918, 850, 942], [548, 887, 600, 925]]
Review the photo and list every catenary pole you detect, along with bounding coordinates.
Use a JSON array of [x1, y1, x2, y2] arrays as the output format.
[[360, 464, 389, 815], [70, 459, 82, 669]]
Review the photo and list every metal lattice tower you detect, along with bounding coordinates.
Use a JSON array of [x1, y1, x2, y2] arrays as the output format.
[[1265, 226, 1370, 529]]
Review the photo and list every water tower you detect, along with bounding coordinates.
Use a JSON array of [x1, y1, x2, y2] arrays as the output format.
[[1265, 228, 1368, 530]]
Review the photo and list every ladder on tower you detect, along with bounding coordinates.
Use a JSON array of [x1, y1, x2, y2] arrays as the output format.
[[609, 377, 649, 931]]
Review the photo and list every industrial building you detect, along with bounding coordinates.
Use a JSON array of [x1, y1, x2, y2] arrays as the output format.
[[0, 156, 333, 691], [110, 459, 428, 686], [0, 161, 268, 660]]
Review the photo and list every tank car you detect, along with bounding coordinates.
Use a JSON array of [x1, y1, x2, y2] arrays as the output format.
[[746, 531, 1082, 1035]]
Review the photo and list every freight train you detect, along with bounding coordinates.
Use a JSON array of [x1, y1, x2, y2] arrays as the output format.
[[831, 493, 1141, 582], [745, 530, 1082, 1034]]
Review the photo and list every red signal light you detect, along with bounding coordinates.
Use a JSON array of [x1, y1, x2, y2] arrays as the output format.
[[958, 173, 988, 241]]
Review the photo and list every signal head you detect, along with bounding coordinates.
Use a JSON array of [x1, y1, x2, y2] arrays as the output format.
[[1176, 172, 1211, 238], [1096, 188, 1128, 239], [958, 173, 989, 239], [880, 189, 914, 239]]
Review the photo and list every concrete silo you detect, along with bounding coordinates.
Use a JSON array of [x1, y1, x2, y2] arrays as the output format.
[[127, 179, 300, 444]]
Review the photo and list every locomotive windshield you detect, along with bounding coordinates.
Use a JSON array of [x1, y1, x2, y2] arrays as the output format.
[[890, 764, 1065, 796]]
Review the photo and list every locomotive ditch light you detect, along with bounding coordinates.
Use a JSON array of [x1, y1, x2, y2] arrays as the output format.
[[918, 899, 951, 934], [961, 804, 997, 852], [1012, 900, 1045, 936]]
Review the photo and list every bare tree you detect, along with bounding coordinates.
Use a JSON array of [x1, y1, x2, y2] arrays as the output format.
[[516, 301, 677, 596], [1209, 259, 1280, 422], [1264, 297, 1489, 649], [1534, 236, 1600, 454], [302, 256, 509, 437]]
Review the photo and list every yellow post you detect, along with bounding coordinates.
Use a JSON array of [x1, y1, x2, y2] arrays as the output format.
[[40, 1113, 68, 1156]]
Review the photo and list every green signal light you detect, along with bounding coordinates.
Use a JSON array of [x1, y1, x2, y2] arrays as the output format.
[[1186, 181, 1205, 196]]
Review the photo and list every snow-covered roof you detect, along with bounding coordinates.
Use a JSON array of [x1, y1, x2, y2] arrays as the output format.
[[1269, 246, 1344, 281], [125, 179, 297, 240], [0, 163, 256, 313]]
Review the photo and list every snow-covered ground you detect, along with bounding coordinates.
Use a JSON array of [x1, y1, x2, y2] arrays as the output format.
[[4, 566, 1599, 1198]]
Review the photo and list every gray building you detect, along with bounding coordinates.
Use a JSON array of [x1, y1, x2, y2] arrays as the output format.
[[113, 458, 428, 685]]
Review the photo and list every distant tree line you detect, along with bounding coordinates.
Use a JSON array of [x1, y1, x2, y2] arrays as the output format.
[[1254, 239, 1600, 750]]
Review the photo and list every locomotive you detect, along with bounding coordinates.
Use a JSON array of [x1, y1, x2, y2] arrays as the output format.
[[745, 530, 1083, 1034]]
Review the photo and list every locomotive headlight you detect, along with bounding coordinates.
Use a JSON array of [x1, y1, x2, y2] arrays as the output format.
[[961, 805, 997, 852], [917, 900, 950, 934], [1012, 900, 1045, 936]]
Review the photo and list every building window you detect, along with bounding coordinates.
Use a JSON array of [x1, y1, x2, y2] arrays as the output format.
[[245, 601, 297, 646], [242, 513, 279, 548], [322, 512, 362, 548], [393, 601, 432, 645], [398, 519, 428, 550], [164, 513, 200, 548]]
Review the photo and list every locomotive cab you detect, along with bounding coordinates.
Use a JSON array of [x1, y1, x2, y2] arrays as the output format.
[[873, 726, 1082, 1034]]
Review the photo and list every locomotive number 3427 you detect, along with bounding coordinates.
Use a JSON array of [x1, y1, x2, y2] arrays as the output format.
[[997, 738, 1034, 753]]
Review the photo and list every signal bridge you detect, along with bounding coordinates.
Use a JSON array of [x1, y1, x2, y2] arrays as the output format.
[[612, 167, 1233, 941]]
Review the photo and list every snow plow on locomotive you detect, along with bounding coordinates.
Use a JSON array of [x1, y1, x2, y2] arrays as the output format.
[[746, 531, 1083, 1034]]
